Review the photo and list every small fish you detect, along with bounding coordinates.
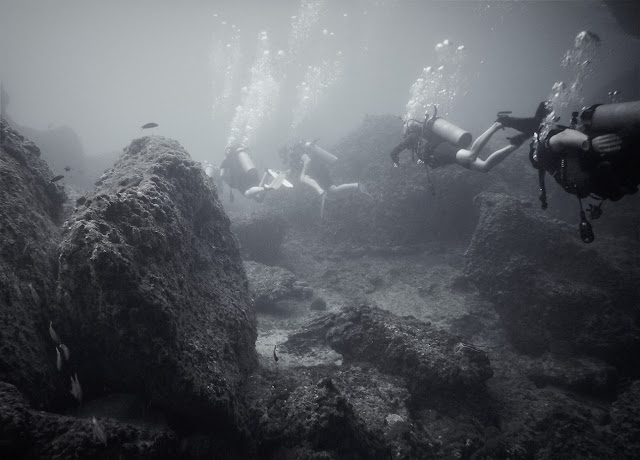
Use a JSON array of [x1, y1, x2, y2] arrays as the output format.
[[56, 347, 62, 371], [64, 166, 72, 172], [49, 321, 61, 345], [141, 122, 158, 129], [273, 345, 279, 362], [91, 417, 107, 446], [70, 373, 82, 403], [50, 175, 64, 183], [28, 283, 40, 306], [59, 343, 70, 361]]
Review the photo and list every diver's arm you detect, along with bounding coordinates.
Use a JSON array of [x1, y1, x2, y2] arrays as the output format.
[[548, 129, 590, 153], [390, 134, 417, 166]]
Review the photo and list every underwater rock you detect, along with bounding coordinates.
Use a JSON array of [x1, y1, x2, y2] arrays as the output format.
[[285, 304, 493, 397], [0, 119, 67, 408], [465, 192, 640, 370], [244, 261, 303, 313], [55, 136, 257, 435], [610, 381, 640, 458], [523, 354, 618, 398], [0, 381, 179, 459], [309, 297, 327, 311], [245, 364, 423, 459], [231, 212, 286, 264]]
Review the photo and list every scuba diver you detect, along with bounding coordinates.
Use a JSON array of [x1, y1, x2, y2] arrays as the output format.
[[524, 99, 640, 243], [281, 141, 372, 218], [212, 145, 289, 203], [390, 106, 530, 172]]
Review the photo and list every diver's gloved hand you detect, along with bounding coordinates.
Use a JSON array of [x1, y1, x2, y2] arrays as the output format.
[[507, 132, 530, 147], [390, 153, 400, 168], [496, 111, 513, 125], [591, 133, 623, 156]]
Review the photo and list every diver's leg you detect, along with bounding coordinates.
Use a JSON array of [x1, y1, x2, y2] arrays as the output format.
[[466, 143, 518, 173], [458, 122, 503, 163], [300, 154, 325, 195], [300, 175, 324, 195], [328, 183, 359, 195], [244, 186, 267, 199]]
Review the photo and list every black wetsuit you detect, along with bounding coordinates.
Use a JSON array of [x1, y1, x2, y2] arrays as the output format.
[[425, 142, 459, 169], [534, 128, 640, 201], [499, 101, 549, 136], [306, 156, 333, 190], [221, 151, 260, 195], [390, 120, 460, 169]]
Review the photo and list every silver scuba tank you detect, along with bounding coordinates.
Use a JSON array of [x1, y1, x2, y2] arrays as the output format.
[[237, 149, 257, 174], [429, 117, 472, 149], [583, 100, 640, 133], [548, 129, 590, 153], [305, 142, 338, 164]]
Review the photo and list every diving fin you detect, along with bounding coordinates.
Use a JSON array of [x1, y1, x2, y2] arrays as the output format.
[[268, 172, 287, 190]]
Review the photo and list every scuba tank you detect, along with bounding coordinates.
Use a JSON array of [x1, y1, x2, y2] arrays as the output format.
[[305, 141, 338, 164], [581, 100, 640, 133], [423, 106, 472, 149], [236, 148, 257, 174], [428, 117, 472, 149], [547, 129, 590, 153]]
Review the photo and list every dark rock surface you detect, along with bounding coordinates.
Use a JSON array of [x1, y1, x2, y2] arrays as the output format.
[[610, 381, 640, 458], [465, 192, 640, 372], [309, 297, 327, 311], [0, 119, 67, 408], [231, 212, 286, 264], [285, 304, 493, 397], [245, 261, 300, 313], [54, 137, 257, 435], [246, 368, 391, 459], [523, 354, 619, 397], [245, 363, 448, 459], [0, 382, 179, 460]]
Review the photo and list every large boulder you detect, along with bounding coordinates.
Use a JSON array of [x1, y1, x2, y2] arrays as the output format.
[[464, 192, 640, 371], [285, 304, 493, 397], [244, 261, 312, 313], [246, 367, 398, 459], [0, 382, 178, 460], [54, 137, 257, 437], [0, 119, 67, 408]]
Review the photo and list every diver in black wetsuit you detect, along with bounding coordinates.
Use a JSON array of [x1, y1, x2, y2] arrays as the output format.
[[526, 100, 640, 242], [216, 145, 287, 203], [390, 107, 530, 172]]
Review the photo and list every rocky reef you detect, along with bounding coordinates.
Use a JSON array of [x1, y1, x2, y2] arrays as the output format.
[[0, 127, 258, 458], [54, 136, 257, 432], [3, 114, 640, 459], [0, 119, 67, 409], [465, 192, 640, 372]]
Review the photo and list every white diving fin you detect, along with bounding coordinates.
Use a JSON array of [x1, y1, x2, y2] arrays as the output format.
[[267, 169, 292, 189]]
